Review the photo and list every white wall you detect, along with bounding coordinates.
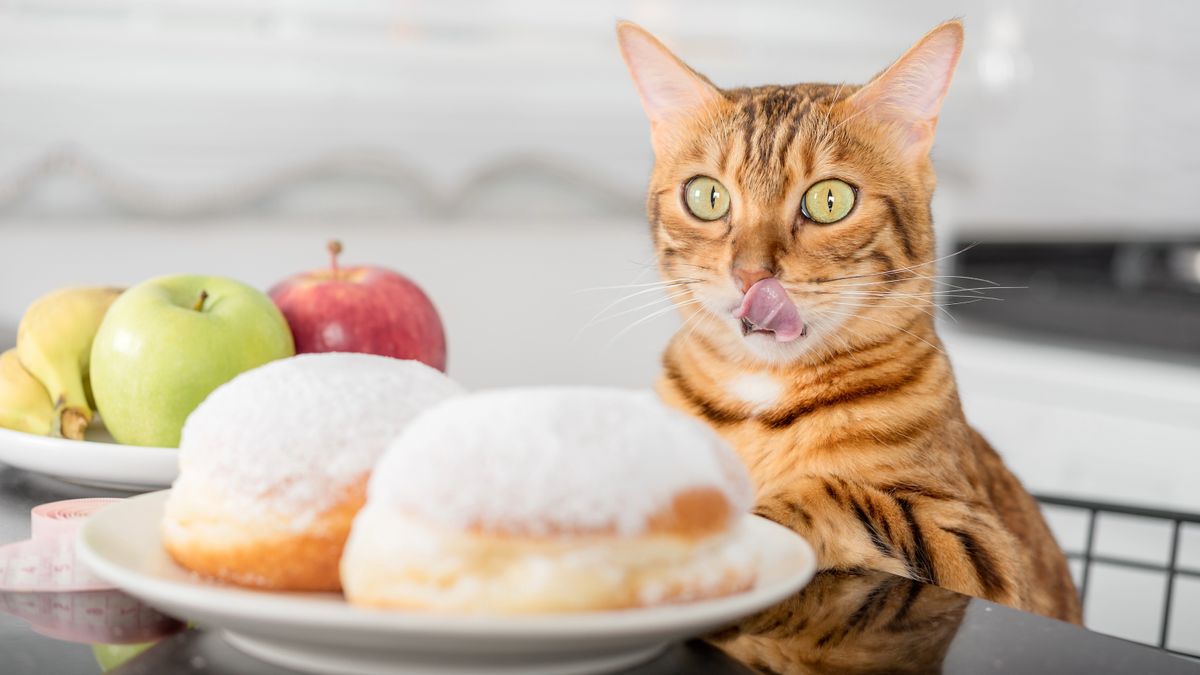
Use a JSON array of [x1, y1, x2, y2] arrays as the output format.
[[0, 0, 1198, 236]]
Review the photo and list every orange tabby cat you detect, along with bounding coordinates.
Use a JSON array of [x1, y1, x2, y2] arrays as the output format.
[[616, 19, 1081, 623]]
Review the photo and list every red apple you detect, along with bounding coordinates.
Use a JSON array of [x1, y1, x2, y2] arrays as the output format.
[[268, 241, 447, 371]]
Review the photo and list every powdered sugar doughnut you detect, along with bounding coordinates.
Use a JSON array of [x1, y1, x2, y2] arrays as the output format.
[[340, 387, 758, 612], [162, 353, 463, 591]]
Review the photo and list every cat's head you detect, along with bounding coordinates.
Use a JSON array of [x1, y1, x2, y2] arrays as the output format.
[[617, 20, 962, 365]]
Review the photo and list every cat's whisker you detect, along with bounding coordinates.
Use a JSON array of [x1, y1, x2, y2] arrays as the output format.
[[825, 273, 1001, 290], [588, 282, 700, 305], [820, 313, 881, 368], [678, 306, 708, 344], [835, 291, 1006, 301], [805, 293, 1005, 308], [833, 295, 1010, 307], [826, 298, 994, 323], [815, 243, 981, 285], [826, 103, 874, 137], [832, 290, 1013, 300], [581, 287, 695, 331], [608, 298, 704, 344], [642, 258, 719, 276], [619, 259, 662, 282], [811, 286, 1021, 298], [816, 81, 849, 141], [572, 278, 700, 294], [830, 302, 945, 322], [579, 280, 698, 319], [816, 313, 874, 361], [576, 280, 701, 332], [826, 295, 952, 322], [832, 297, 993, 308], [787, 281, 989, 297], [819, 307, 946, 354], [670, 262, 718, 272]]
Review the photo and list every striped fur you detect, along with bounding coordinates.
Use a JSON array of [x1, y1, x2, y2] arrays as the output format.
[[618, 19, 1082, 626]]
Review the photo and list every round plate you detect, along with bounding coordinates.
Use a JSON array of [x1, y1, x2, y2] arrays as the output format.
[[78, 491, 816, 675], [0, 422, 176, 491]]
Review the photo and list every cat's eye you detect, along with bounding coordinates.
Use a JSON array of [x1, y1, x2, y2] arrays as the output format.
[[683, 176, 731, 221], [801, 179, 856, 224]]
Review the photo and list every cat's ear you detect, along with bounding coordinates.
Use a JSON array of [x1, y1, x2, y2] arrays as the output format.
[[616, 21, 722, 152], [843, 20, 964, 160]]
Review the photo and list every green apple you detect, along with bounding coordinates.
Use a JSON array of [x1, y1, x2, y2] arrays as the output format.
[[92, 642, 155, 671], [90, 274, 295, 447]]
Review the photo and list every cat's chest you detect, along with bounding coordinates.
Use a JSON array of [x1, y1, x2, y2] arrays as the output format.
[[715, 372, 837, 477], [657, 357, 831, 475], [722, 372, 785, 413]]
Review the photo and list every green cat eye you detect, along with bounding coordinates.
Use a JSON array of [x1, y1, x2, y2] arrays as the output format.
[[683, 176, 731, 221], [802, 179, 856, 224]]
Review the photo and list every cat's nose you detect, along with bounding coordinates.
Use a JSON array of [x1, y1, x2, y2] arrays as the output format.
[[733, 267, 775, 294]]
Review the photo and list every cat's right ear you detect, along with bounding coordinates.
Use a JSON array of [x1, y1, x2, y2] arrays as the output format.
[[616, 21, 722, 154], [842, 20, 964, 162]]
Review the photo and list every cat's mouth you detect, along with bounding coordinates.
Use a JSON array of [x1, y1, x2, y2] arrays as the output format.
[[733, 278, 806, 343], [739, 317, 809, 340]]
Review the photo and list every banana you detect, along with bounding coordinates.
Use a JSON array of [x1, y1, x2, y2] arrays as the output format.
[[0, 349, 56, 435], [16, 286, 123, 439]]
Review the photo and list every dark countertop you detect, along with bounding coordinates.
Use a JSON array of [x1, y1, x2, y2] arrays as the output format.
[[0, 465, 1197, 675]]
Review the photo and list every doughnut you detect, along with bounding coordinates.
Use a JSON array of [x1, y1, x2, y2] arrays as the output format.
[[161, 353, 463, 591], [340, 387, 758, 612]]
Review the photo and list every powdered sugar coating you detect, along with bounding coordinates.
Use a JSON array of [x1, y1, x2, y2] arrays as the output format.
[[368, 387, 754, 536], [172, 353, 464, 529]]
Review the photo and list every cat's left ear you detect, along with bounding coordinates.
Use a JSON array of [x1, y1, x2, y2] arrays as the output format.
[[616, 21, 723, 154], [844, 20, 964, 161]]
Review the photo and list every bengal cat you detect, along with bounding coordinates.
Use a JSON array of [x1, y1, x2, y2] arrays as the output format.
[[616, 19, 1082, 623]]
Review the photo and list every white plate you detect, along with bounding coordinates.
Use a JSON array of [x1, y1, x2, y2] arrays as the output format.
[[78, 491, 816, 675], [0, 422, 177, 491]]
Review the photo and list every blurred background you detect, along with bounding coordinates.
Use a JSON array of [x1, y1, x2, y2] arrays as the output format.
[[0, 0, 1197, 654]]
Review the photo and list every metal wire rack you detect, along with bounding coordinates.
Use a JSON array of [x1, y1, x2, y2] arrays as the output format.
[[1034, 493, 1200, 659]]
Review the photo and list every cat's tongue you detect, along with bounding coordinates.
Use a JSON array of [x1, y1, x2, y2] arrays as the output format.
[[734, 278, 805, 342]]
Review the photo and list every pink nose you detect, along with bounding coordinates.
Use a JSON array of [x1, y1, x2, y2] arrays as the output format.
[[734, 267, 774, 294]]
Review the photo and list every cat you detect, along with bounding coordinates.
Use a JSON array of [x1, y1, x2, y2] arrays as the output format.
[[616, 19, 1082, 624]]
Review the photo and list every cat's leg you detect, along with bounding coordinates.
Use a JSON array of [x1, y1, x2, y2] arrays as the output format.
[[754, 476, 912, 579], [754, 476, 1026, 609], [894, 492, 1029, 609]]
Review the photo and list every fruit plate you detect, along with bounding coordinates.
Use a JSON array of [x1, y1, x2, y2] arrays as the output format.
[[78, 491, 817, 675], [0, 422, 176, 491]]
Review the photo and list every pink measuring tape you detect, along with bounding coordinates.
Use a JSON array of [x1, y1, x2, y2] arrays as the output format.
[[0, 498, 121, 592], [0, 498, 185, 644], [0, 588, 184, 643]]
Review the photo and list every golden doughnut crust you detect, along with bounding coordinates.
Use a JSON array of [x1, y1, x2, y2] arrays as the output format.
[[346, 559, 754, 612], [341, 486, 757, 612], [162, 477, 367, 592]]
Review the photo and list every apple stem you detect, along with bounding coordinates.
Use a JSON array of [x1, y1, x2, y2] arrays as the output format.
[[328, 240, 343, 281], [193, 290, 208, 312]]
